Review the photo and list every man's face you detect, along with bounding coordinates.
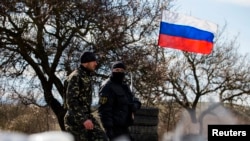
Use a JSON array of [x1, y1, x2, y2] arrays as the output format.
[[84, 61, 97, 72], [112, 68, 125, 73]]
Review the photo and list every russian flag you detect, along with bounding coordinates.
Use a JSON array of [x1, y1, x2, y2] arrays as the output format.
[[158, 11, 218, 54]]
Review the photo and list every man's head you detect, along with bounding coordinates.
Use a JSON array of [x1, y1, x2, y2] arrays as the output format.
[[112, 61, 126, 71], [111, 61, 126, 83], [80, 51, 97, 72]]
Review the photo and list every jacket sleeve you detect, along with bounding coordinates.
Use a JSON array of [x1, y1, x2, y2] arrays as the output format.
[[66, 75, 89, 125], [98, 85, 114, 129]]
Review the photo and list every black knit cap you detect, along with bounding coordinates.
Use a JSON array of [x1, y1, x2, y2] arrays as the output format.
[[112, 61, 126, 70], [80, 51, 97, 63]]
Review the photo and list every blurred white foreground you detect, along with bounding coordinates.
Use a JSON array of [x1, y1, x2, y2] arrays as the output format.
[[162, 102, 238, 141], [0, 131, 74, 141], [0, 131, 27, 141]]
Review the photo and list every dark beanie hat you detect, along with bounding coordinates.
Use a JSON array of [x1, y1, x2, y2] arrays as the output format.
[[80, 51, 96, 63], [112, 61, 126, 70]]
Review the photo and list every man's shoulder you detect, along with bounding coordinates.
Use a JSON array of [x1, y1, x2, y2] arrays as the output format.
[[68, 69, 79, 77], [66, 69, 84, 84]]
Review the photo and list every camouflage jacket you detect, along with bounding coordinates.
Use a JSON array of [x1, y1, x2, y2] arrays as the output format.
[[64, 65, 94, 125]]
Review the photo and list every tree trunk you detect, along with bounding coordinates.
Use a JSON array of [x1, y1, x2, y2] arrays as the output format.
[[188, 109, 197, 123], [50, 98, 67, 131]]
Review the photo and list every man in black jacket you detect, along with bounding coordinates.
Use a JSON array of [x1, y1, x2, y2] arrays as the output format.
[[98, 61, 141, 141]]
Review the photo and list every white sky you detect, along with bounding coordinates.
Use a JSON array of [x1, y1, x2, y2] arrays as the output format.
[[175, 0, 250, 55]]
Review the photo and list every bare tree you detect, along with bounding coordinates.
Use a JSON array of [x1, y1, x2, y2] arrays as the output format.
[[152, 28, 250, 127], [1, 1, 250, 136], [0, 0, 174, 130]]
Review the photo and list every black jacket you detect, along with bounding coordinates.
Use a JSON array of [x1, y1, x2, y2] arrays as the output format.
[[98, 78, 141, 129]]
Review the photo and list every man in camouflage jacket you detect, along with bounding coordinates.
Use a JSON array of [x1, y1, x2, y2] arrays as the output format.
[[64, 51, 108, 141]]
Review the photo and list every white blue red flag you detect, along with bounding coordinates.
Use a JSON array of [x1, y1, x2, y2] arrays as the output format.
[[158, 11, 218, 54]]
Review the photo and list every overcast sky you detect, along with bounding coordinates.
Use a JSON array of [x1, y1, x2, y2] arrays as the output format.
[[175, 0, 250, 55]]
